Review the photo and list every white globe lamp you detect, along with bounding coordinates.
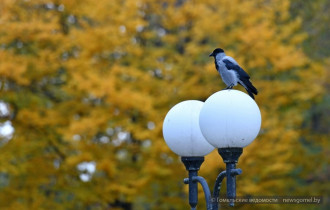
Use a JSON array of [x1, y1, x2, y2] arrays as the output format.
[[199, 90, 261, 148], [162, 100, 215, 157]]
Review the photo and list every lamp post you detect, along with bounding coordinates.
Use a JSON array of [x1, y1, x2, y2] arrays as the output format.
[[163, 90, 261, 209]]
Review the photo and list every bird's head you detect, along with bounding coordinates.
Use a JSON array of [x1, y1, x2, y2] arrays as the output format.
[[209, 48, 225, 57]]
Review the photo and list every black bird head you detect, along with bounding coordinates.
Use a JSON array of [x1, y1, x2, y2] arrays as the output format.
[[209, 48, 224, 57]]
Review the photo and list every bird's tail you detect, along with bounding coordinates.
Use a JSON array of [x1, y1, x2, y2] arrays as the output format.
[[245, 79, 258, 95], [240, 79, 258, 100], [246, 88, 255, 100]]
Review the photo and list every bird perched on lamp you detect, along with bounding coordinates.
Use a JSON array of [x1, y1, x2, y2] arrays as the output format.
[[209, 48, 258, 99]]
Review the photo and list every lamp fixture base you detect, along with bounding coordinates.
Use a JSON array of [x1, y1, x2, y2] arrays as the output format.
[[218, 148, 243, 163], [181, 156, 204, 171]]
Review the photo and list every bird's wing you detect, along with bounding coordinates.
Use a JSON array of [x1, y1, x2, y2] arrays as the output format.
[[223, 56, 239, 65], [222, 57, 250, 79]]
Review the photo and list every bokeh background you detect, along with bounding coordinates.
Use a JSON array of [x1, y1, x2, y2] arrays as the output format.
[[0, 0, 329, 209]]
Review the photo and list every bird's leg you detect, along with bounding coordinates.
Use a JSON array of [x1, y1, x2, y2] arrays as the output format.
[[225, 84, 234, 89]]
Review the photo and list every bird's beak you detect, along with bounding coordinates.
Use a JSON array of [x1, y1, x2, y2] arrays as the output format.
[[209, 52, 214, 57]]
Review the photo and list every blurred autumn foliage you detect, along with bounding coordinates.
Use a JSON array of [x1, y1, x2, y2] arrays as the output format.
[[0, 0, 328, 209]]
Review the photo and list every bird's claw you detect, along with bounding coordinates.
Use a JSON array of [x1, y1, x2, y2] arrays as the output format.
[[225, 84, 234, 89]]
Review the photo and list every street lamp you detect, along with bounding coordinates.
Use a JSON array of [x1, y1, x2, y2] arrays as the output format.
[[163, 90, 261, 209]]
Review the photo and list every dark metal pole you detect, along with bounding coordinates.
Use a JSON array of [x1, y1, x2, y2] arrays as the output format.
[[192, 176, 212, 210], [189, 169, 198, 209], [226, 162, 236, 206], [212, 171, 226, 209], [218, 148, 243, 207], [181, 149, 243, 209], [181, 157, 204, 210]]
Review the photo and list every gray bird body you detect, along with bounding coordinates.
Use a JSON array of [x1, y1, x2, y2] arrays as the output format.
[[210, 48, 258, 99], [215, 53, 239, 87]]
